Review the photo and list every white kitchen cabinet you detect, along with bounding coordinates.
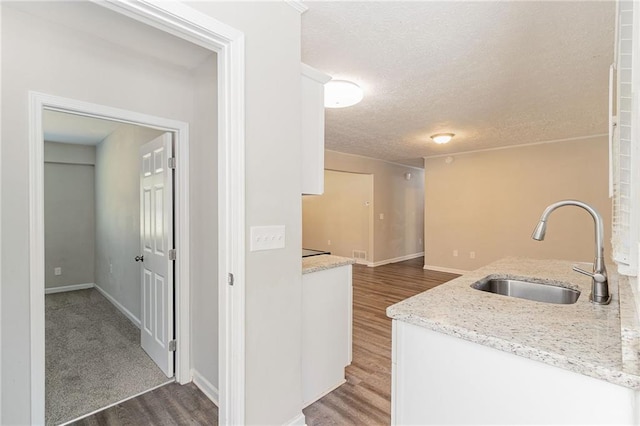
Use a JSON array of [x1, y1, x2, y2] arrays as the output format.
[[302, 264, 352, 406], [301, 63, 331, 195], [392, 320, 637, 425]]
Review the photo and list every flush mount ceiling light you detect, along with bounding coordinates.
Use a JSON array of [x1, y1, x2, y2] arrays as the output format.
[[324, 80, 364, 108], [430, 133, 455, 144]]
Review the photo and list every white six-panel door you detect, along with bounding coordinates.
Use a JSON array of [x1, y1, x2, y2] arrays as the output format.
[[139, 133, 174, 377]]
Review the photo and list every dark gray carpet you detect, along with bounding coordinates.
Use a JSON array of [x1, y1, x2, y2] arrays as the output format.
[[46, 288, 171, 425]]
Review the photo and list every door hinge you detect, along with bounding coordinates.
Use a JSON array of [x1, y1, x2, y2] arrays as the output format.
[[169, 340, 177, 351], [168, 157, 176, 169], [169, 249, 176, 261], [228, 272, 234, 286]]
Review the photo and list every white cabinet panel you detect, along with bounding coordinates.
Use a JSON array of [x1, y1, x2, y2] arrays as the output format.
[[302, 265, 352, 406], [301, 63, 331, 195], [392, 321, 636, 425]]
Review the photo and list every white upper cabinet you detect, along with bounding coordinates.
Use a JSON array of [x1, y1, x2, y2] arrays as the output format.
[[301, 63, 331, 195]]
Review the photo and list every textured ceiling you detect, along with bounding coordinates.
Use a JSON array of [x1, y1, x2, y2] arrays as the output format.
[[302, 1, 615, 167]]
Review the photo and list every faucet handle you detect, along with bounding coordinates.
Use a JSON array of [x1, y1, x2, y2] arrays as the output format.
[[572, 265, 606, 282]]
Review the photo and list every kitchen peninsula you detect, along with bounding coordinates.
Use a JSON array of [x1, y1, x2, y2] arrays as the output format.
[[387, 257, 640, 425], [302, 254, 355, 407]]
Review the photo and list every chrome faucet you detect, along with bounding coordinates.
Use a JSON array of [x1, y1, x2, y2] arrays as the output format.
[[531, 200, 611, 305]]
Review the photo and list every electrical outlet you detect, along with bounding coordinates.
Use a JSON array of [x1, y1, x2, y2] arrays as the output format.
[[379, 213, 384, 220], [54, 267, 62, 276], [453, 250, 458, 257], [250, 225, 286, 251], [327, 240, 332, 246], [418, 238, 423, 245], [470, 251, 476, 259]]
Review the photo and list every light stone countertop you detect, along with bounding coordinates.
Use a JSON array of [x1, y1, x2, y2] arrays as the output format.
[[387, 257, 640, 390], [302, 254, 355, 274]]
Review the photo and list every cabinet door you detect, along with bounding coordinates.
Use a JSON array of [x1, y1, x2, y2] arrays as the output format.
[[301, 64, 331, 195]]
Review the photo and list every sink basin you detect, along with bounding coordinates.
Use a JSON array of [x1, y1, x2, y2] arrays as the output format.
[[472, 278, 580, 304]]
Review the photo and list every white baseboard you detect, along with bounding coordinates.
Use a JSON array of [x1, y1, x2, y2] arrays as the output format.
[[94, 283, 141, 329], [423, 264, 469, 275], [45, 282, 95, 294], [191, 369, 219, 406], [283, 412, 306, 426], [367, 252, 424, 268]]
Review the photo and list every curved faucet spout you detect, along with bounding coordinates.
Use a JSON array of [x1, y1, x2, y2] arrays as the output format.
[[531, 200, 610, 305]]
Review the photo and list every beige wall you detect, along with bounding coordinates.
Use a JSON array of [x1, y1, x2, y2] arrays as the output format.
[[424, 136, 612, 271], [303, 170, 373, 262], [44, 142, 96, 289], [325, 150, 425, 264]]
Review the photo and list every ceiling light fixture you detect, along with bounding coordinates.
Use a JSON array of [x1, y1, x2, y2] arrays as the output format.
[[430, 133, 455, 144], [324, 80, 364, 108]]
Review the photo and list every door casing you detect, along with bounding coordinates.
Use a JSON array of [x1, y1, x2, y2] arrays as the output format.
[[28, 2, 246, 425], [30, 94, 191, 423]]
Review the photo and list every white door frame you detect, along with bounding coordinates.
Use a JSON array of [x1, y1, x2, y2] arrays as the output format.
[[28, 2, 246, 425]]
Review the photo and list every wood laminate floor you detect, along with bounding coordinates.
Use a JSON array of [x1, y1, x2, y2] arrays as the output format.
[[70, 383, 217, 426], [71, 257, 456, 426], [303, 257, 459, 425]]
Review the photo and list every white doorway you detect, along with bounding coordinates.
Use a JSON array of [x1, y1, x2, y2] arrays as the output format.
[[42, 112, 179, 423], [302, 170, 375, 265], [26, 3, 246, 424], [38, 101, 189, 424]]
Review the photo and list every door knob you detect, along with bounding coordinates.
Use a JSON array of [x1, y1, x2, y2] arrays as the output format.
[[135, 255, 144, 262]]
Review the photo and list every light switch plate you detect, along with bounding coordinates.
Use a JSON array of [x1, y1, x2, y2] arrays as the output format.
[[250, 225, 286, 251]]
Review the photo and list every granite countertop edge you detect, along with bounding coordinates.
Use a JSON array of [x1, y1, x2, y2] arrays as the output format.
[[302, 254, 355, 274], [386, 257, 640, 390]]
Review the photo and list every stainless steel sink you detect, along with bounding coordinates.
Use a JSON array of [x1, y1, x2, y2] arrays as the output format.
[[472, 278, 580, 304]]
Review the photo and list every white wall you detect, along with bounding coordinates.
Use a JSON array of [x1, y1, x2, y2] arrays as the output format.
[[44, 142, 96, 289], [187, 3, 304, 424], [2, 2, 303, 423], [94, 126, 164, 321], [190, 53, 219, 391], [0, 5, 210, 423]]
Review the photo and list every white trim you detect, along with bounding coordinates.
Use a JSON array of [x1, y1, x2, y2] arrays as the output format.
[[44, 283, 95, 295], [100, 3, 247, 425], [191, 369, 220, 406], [283, 412, 307, 426], [423, 133, 608, 160], [29, 93, 191, 425], [94, 284, 141, 329], [325, 149, 426, 171], [28, 3, 246, 425], [423, 264, 469, 275], [285, 0, 308, 14], [58, 379, 174, 426], [301, 63, 331, 84], [367, 252, 425, 268]]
